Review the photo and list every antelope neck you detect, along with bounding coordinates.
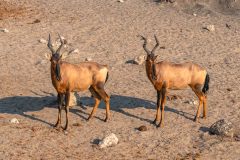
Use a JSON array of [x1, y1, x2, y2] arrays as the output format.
[[51, 62, 62, 81], [146, 61, 157, 81]]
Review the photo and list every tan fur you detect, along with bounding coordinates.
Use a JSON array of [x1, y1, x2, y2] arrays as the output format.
[[51, 62, 107, 93], [147, 61, 207, 90], [140, 35, 209, 128], [47, 34, 111, 130]]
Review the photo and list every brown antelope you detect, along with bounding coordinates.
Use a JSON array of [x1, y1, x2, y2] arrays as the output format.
[[45, 34, 111, 130], [139, 35, 210, 128]]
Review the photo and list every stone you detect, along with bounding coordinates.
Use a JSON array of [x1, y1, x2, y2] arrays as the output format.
[[85, 57, 92, 62], [133, 55, 146, 65], [69, 92, 77, 107], [138, 125, 147, 131], [118, 0, 124, 3], [10, 118, 19, 124], [203, 25, 215, 32], [209, 119, 234, 137], [98, 133, 118, 148], [39, 38, 47, 44], [69, 49, 79, 54], [184, 100, 198, 105], [0, 28, 9, 33], [33, 19, 41, 23]]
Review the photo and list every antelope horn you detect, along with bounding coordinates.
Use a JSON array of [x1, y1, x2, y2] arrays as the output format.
[[56, 33, 64, 55], [138, 35, 151, 55], [47, 34, 55, 54], [151, 34, 159, 54]]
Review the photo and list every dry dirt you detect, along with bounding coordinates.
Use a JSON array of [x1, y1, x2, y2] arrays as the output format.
[[0, 0, 240, 159]]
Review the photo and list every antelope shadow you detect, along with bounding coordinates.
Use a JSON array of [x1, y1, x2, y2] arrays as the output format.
[[0, 94, 194, 126], [0, 95, 56, 126], [73, 94, 195, 123]]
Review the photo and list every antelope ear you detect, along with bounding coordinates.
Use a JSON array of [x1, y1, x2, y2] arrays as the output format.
[[153, 55, 158, 61], [45, 52, 52, 61], [60, 52, 68, 59]]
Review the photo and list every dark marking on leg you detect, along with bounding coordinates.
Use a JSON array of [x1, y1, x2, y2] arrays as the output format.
[[157, 87, 167, 128], [153, 90, 161, 124], [55, 93, 63, 128], [63, 92, 70, 130]]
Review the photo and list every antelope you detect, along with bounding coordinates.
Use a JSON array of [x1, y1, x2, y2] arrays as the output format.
[[139, 35, 210, 128], [45, 34, 111, 130]]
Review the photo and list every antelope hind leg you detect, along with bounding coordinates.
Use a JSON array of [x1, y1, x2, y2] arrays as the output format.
[[87, 86, 101, 121]]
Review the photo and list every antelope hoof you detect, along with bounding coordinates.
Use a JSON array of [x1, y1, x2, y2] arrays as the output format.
[[104, 117, 108, 122], [87, 116, 92, 121], [54, 122, 61, 128], [152, 119, 157, 124], [157, 123, 164, 128], [63, 125, 68, 131], [194, 116, 199, 122]]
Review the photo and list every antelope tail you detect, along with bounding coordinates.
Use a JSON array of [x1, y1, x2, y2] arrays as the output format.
[[105, 71, 109, 83], [202, 73, 210, 94]]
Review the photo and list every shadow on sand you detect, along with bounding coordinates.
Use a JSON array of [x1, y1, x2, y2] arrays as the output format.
[[0, 93, 195, 126]]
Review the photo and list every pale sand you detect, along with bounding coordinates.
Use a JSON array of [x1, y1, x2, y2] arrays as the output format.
[[0, 0, 240, 159]]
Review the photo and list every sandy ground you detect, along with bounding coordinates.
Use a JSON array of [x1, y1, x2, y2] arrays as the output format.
[[0, 0, 240, 159]]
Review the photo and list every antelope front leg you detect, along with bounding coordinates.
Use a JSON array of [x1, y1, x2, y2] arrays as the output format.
[[63, 92, 70, 130], [202, 96, 207, 119], [194, 97, 203, 122], [157, 87, 167, 128], [55, 93, 63, 128], [152, 90, 161, 124]]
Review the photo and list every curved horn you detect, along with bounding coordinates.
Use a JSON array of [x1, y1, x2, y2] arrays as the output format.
[[151, 35, 159, 54], [47, 34, 55, 54], [56, 33, 64, 55], [138, 35, 151, 55]]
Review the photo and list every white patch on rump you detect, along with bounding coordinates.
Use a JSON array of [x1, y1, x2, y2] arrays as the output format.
[[98, 67, 108, 82]]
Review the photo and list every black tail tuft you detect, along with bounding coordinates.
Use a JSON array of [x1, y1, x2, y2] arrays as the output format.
[[105, 72, 109, 83], [202, 73, 210, 94]]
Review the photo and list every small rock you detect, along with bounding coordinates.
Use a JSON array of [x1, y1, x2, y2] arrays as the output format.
[[69, 49, 79, 54], [33, 19, 41, 23], [203, 25, 215, 32], [226, 88, 232, 92], [39, 38, 47, 44], [58, 36, 67, 44], [62, 92, 77, 107], [98, 133, 118, 148], [72, 123, 81, 127], [118, 0, 124, 2], [193, 13, 197, 16], [10, 118, 19, 124], [36, 59, 47, 65], [85, 57, 92, 62], [64, 130, 68, 135], [184, 100, 198, 105], [235, 134, 240, 141], [138, 125, 147, 131], [31, 126, 40, 132], [69, 92, 77, 107], [0, 28, 9, 33], [132, 55, 146, 65], [167, 94, 182, 101], [226, 23, 231, 29], [209, 119, 234, 137]]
